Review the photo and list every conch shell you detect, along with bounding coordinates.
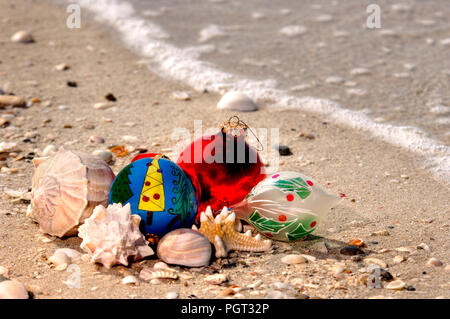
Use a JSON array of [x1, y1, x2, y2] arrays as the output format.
[[78, 203, 154, 269], [29, 147, 115, 237]]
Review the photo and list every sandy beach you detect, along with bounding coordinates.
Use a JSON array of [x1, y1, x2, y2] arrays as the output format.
[[0, 0, 449, 299]]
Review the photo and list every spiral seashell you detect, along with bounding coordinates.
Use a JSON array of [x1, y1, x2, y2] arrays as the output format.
[[157, 228, 212, 267], [30, 147, 115, 237]]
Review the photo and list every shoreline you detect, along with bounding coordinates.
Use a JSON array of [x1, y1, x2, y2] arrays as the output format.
[[0, 0, 449, 299]]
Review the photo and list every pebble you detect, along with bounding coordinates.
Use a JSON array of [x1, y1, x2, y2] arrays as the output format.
[[393, 255, 406, 264], [0, 280, 29, 299], [281, 254, 307, 265], [312, 242, 328, 254], [93, 102, 112, 110], [166, 291, 178, 299], [265, 290, 286, 299], [217, 91, 258, 112], [395, 247, 415, 254], [346, 88, 367, 96], [426, 257, 443, 267], [370, 230, 390, 236], [385, 279, 406, 290], [42, 145, 57, 156], [279, 25, 307, 37], [122, 275, 139, 285], [89, 135, 105, 144], [0, 95, 25, 108], [340, 246, 365, 256], [273, 144, 292, 156], [350, 68, 371, 76], [55, 64, 70, 71], [204, 274, 228, 285], [417, 243, 431, 252], [363, 257, 388, 268], [271, 282, 292, 290], [172, 91, 191, 101], [11, 31, 34, 43], [325, 76, 345, 84], [247, 280, 263, 289], [92, 150, 113, 163], [121, 135, 139, 143]]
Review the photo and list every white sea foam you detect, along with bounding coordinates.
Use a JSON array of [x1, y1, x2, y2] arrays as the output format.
[[69, 0, 450, 184]]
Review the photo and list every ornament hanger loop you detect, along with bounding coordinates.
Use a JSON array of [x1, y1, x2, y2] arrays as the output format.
[[221, 115, 264, 152]]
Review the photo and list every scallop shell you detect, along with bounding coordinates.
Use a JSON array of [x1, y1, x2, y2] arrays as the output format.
[[78, 203, 154, 269], [30, 147, 115, 237], [157, 228, 212, 267], [217, 91, 258, 112]]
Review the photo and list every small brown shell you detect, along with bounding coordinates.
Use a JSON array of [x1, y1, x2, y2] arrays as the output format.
[[157, 228, 212, 267], [30, 147, 115, 237]]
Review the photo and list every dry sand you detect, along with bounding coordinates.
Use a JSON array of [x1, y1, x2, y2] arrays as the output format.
[[0, 0, 449, 299]]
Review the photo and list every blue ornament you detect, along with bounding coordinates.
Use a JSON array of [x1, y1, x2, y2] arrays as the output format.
[[109, 157, 198, 238]]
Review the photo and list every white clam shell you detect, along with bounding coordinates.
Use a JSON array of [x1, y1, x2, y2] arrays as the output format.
[[11, 30, 34, 43], [30, 147, 115, 237], [157, 228, 212, 267], [217, 91, 258, 112], [0, 280, 29, 299]]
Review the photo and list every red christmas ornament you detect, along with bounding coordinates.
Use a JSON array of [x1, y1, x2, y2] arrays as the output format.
[[177, 128, 265, 217]]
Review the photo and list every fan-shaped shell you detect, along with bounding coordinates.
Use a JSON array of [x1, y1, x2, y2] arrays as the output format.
[[30, 147, 115, 237], [157, 228, 212, 267]]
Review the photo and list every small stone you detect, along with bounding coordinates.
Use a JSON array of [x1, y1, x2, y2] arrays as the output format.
[[274, 144, 292, 156], [265, 290, 286, 299], [417, 243, 431, 252], [393, 256, 406, 264], [340, 246, 365, 256], [0, 95, 25, 108], [166, 291, 178, 299], [93, 102, 112, 110], [363, 257, 388, 268], [89, 135, 105, 144], [92, 150, 113, 163], [395, 247, 415, 254], [312, 242, 328, 254], [172, 91, 191, 101], [204, 274, 228, 285], [67, 81, 78, 88], [370, 230, 390, 236], [122, 275, 139, 285], [104, 93, 117, 102], [281, 254, 307, 265], [11, 31, 34, 43], [386, 279, 406, 290], [426, 257, 443, 267], [0, 280, 29, 299], [121, 135, 139, 143], [55, 64, 70, 71], [350, 68, 371, 76]]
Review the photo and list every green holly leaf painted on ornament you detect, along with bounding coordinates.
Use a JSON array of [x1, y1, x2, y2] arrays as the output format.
[[273, 177, 311, 199], [286, 221, 314, 241], [249, 210, 295, 234]]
